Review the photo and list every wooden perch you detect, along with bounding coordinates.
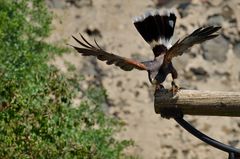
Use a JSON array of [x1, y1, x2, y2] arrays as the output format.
[[154, 89, 240, 117]]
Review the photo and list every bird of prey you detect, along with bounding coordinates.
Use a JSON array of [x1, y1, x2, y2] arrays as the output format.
[[70, 10, 221, 94]]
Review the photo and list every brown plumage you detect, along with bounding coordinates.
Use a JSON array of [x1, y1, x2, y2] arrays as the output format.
[[70, 10, 221, 93], [164, 26, 221, 63], [70, 34, 147, 71]]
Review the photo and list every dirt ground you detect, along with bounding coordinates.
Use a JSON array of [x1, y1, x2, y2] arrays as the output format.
[[46, 0, 240, 158]]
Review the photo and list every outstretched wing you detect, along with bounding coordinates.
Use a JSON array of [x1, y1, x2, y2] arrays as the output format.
[[70, 34, 148, 71], [164, 26, 221, 63]]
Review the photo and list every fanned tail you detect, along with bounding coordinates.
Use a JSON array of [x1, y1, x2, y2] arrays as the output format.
[[133, 10, 176, 57]]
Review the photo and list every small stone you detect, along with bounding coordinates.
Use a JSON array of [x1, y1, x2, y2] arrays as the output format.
[[202, 35, 229, 63], [190, 67, 207, 76], [233, 42, 240, 58], [112, 111, 119, 118], [46, 0, 66, 8], [123, 109, 131, 115], [84, 27, 102, 37], [177, 2, 191, 18], [214, 71, 230, 80], [190, 67, 209, 81], [116, 81, 122, 87], [75, 14, 81, 19], [228, 140, 239, 147], [207, 15, 224, 25], [222, 5, 234, 20], [208, 0, 223, 6], [134, 91, 140, 97], [66, 0, 92, 8]]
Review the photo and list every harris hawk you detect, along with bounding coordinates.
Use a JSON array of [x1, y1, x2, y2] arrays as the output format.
[[70, 10, 221, 93]]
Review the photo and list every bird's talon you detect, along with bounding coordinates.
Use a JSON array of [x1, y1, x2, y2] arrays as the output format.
[[170, 81, 179, 94], [154, 84, 165, 95]]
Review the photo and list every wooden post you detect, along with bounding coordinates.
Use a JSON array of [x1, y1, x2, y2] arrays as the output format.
[[154, 89, 240, 117]]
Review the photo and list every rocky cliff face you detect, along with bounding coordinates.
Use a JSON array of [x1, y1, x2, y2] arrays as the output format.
[[47, 0, 240, 158]]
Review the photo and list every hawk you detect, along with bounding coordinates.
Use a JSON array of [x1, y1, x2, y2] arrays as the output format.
[[70, 10, 221, 94]]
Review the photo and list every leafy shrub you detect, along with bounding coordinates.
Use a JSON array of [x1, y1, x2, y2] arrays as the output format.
[[0, 0, 133, 158]]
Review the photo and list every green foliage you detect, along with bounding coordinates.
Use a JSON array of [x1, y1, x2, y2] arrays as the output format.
[[0, 0, 133, 158]]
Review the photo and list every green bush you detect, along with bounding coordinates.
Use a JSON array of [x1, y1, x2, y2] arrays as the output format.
[[0, 0, 133, 158]]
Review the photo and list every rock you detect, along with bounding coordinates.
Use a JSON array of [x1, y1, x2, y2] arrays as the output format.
[[207, 15, 224, 25], [208, 0, 223, 6], [214, 70, 230, 80], [228, 140, 239, 147], [84, 27, 102, 37], [46, 0, 66, 8], [233, 42, 240, 58], [222, 27, 239, 43], [66, 0, 92, 8], [202, 35, 229, 62], [154, 0, 191, 8], [190, 67, 209, 80], [222, 5, 234, 20], [177, 2, 191, 18]]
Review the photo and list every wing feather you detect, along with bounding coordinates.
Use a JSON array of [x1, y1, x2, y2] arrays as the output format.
[[70, 35, 148, 71], [165, 26, 221, 62]]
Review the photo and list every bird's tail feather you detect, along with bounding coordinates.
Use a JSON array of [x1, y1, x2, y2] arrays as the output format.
[[133, 10, 176, 56]]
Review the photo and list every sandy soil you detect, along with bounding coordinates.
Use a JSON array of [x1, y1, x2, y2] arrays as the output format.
[[47, 0, 240, 158]]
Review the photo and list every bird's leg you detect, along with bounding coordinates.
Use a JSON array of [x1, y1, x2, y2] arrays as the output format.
[[170, 66, 179, 94], [156, 83, 164, 91], [171, 80, 179, 94], [154, 82, 164, 95]]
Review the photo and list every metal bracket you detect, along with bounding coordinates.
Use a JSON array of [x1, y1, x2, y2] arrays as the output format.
[[174, 117, 240, 159]]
